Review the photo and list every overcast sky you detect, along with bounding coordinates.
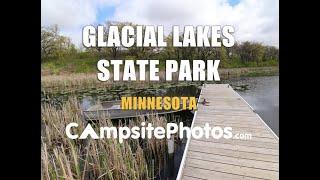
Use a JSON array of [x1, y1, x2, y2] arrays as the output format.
[[41, 0, 279, 47]]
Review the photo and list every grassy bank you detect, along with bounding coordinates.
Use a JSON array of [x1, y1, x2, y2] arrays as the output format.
[[41, 66, 278, 93], [41, 57, 278, 76], [41, 98, 169, 179]]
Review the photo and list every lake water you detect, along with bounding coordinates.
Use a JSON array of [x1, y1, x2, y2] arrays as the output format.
[[79, 76, 279, 136], [223, 76, 279, 136], [42, 75, 279, 179]]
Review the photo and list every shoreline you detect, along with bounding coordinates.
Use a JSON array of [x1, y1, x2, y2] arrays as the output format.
[[42, 66, 278, 92]]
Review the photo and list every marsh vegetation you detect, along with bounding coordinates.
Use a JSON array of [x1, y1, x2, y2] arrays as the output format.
[[41, 98, 194, 180]]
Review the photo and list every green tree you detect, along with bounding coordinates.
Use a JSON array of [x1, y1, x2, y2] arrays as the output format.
[[41, 25, 76, 61], [237, 41, 265, 65], [263, 46, 279, 61], [219, 46, 229, 67]]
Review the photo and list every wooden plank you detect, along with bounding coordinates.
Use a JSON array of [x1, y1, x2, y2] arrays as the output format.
[[183, 166, 245, 180], [188, 145, 279, 163], [193, 122, 268, 130], [186, 158, 279, 179], [189, 140, 279, 155], [193, 138, 279, 149], [180, 84, 279, 180], [188, 151, 279, 171], [181, 176, 203, 180]]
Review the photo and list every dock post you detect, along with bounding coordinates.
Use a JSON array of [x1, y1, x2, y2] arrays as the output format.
[[167, 136, 175, 179]]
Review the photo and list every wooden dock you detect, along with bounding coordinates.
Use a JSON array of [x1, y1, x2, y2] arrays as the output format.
[[177, 84, 279, 180]]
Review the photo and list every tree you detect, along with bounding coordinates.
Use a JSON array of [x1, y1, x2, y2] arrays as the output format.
[[263, 46, 279, 61], [127, 24, 156, 59], [219, 46, 229, 67], [41, 25, 76, 61], [104, 21, 134, 59], [237, 41, 265, 64]]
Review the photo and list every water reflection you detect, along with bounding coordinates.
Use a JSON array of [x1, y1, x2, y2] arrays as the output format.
[[79, 84, 201, 110], [223, 76, 279, 136]]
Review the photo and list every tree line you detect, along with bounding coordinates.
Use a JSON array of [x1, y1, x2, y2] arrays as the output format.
[[41, 22, 278, 68]]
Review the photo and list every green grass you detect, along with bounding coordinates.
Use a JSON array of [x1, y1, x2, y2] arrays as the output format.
[[42, 57, 279, 75], [244, 70, 279, 77], [42, 58, 99, 75], [219, 58, 279, 68]]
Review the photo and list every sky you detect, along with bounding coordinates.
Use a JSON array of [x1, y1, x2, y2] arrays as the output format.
[[41, 0, 278, 48]]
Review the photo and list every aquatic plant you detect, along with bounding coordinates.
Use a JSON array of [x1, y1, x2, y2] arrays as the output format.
[[41, 98, 170, 180]]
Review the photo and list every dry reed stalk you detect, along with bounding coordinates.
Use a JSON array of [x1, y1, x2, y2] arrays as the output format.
[[41, 98, 170, 180]]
